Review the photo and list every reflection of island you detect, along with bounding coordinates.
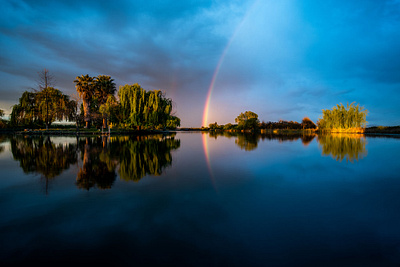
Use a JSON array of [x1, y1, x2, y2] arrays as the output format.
[[9, 134, 180, 192], [115, 135, 180, 182], [235, 134, 258, 151], [0, 135, 7, 154], [208, 131, 316, 151], [317, 134, 367, 162], [76, 137, 117, 190], [76, 134, 180, 189], [10, 136, 78, 194], [11, 136, 78, 178]]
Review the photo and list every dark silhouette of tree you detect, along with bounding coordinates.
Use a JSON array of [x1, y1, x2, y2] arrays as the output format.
[[76, 137, 117, 190], [301, 117, 317, 129], [10, 136, 78, 194]]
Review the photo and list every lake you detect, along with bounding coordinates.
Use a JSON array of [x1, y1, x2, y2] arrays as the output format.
[[0, 132, 400, 266]]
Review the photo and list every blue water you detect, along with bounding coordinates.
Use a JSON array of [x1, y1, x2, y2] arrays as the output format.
[[0, 133, 400, 266]]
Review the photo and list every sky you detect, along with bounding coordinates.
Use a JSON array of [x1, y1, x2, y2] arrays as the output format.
[[1, 0, 399, 127]]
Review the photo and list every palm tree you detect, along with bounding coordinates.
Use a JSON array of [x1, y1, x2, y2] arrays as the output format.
[[74, 74, 95, 128], [95, 75, 116, 128]]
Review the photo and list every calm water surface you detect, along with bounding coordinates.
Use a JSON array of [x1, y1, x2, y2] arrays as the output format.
[[0, 132, 400, 266]]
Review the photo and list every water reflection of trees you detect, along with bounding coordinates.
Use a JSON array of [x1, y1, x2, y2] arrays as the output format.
[[114, 135, 180, 182], [76, 134, 180, 189], [10, 136, 78, 194], [317, 134, 367, 162], [76, 137, 117, 190], [208, 131, 316, 151], [10, 136, 77, 179], [0, 135, 7, 154], [9, 134, 180, 192]]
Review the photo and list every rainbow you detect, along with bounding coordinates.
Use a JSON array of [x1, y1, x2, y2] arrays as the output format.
[[201, 1, 260, 190], [202, 0, 260, 127]]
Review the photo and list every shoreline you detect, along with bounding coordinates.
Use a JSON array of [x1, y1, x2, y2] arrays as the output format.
[[0, 126, 399, 136]]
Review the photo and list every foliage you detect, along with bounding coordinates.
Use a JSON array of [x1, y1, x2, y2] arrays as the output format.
[[10, 89, 73, 127], [166, 116, 181, 129], [318, 134, 367, 162], [118, 83, 177, 129], [116, 135, 180, 181], [0, 109, 4, 117], [10, 136, 78, 179], [36, 87, 72, 128], [74, 74, 95, 128], [235, 134, 258, 151], [301, 117, 317, 129], [259, 120, 302, 130], [209, 122, 223, 130], [99, 95, 119, 128], [235, 111, 259, 130], [318, 102, 368, 130], [94, 75, 117, 128]]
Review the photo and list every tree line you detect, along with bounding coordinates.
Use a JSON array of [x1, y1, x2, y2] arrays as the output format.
[[208, 103, 367, 132], [4, 70, 180, 130], [208, 111, 317, 131]]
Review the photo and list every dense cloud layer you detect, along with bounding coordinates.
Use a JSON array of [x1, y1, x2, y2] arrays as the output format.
[[1, 0, 399, 126]]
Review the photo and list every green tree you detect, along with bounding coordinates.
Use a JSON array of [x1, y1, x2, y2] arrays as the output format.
[[36, 69, 55, 130], [74, 74, 95, 128], [166, 115, 181, 129], [10, 91, 37, 127], [36, 87, 72, 128], [10, 88, 74, 128], [99, 95, 118, 130], [95, 75, 116, 128], [319, 102, 368, 130], [235, 111, 259, 130], [0, 109, 4, 117], [118, 83, 176, 129]]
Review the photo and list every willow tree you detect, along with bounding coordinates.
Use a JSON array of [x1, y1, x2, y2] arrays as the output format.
[[10, 89, 74, 128], [37, 69, 55, 129], [118, 83, 175, 129], [74, 74, 95, 128], [36, 87, 71, 129], [10, 91, 37, 126]]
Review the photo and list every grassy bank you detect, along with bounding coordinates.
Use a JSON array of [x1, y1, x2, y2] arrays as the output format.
[[0, 127, 175, 136]]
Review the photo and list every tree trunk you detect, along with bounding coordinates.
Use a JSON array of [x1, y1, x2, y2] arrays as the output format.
[[83, 98, 90, 128], [103, 117, 107, 129]]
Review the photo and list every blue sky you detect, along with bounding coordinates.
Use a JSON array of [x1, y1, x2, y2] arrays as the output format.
[[1, 0, 399, 127]]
